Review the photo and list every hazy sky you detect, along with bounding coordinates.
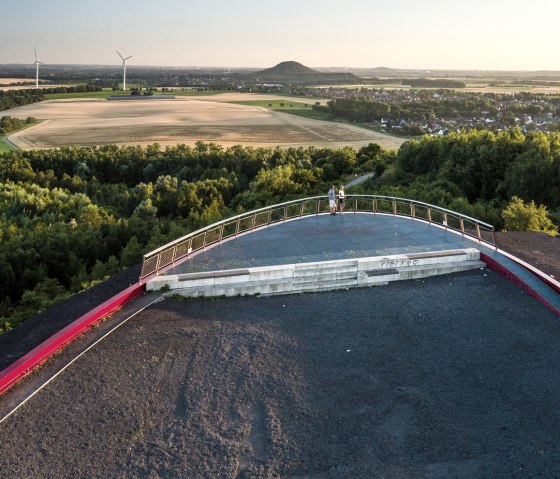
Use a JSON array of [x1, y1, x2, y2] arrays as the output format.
[[2, 0, 559, 70]]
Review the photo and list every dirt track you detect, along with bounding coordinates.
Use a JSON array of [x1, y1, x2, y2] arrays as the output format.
[[5, 94, 404, 150], [1, 269, 560, 478]]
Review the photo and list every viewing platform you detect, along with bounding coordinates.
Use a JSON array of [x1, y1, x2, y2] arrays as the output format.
[[142, 197, 560, 313]]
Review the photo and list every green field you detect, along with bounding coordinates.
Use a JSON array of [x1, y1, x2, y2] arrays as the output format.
[[0, 119, 40, 152], [0, 137, 17, 152], [44, 88, 228, 100], [164, 89, 224, 97], [230, 99, 310, 108], [45, 89, 127, 100], [230, 99, 332, 121]]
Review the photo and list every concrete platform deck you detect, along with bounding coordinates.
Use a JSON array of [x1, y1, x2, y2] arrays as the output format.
[[163, 213, 559, 312]]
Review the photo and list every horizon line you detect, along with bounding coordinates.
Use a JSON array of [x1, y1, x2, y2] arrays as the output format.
[[1, 63, 560, 74]]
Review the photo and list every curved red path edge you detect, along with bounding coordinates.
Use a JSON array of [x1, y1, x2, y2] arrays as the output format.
[[1, 249, 558, 399], [480, 252, 560, 316], [0, 283, 144, 397]]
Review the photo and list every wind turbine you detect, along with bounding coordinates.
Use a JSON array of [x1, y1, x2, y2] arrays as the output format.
[[33, 48, 43, 89], [116, 50, 133, 91]]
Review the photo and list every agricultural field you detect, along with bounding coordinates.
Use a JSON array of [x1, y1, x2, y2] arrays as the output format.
[[4, 93, 405, 150], [0, 78, 36, 85], [0, 78, 80, 91], [315, 81, 560, 95]]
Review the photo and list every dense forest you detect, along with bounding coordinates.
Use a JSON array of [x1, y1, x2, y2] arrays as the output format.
[[353, 129, 559, 228], [0, 131, 558, 332], [320, 96, 501, 123], [315, 95, 504, 122]]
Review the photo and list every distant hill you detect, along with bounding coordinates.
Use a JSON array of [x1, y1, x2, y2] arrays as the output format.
[[250, 61, 360, 84], [370, 66, 396, 73]]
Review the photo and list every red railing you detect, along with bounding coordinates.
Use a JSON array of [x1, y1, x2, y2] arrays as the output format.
[[0, 283, 144, 397]]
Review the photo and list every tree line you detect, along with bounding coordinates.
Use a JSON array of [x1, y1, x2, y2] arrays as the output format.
[[0, 116, 37, 136], [353, 129, 560, 229], [0, 133, 558, 333], [317, 96, 500, 123]]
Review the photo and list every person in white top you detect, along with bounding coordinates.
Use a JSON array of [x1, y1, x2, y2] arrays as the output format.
[[328, 185, 337, 215], [338, 185, 346, 214]]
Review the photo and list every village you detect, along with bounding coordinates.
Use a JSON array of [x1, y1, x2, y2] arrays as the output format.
[[294, 85, 560, 136]]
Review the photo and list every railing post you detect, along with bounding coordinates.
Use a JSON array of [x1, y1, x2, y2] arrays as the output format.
[[316, 200, 320, 215], [392, 199, 397, 216], [373, 198, 377, 214], [251, 213, 256, 230], [202, 231, 208, 249], [476, 223, 481, 241], [283, 207, 288, 221], [460, 218, 465, 235], [443, 212, 448, 228], [300, 201, 304, 217], [410, 203, 415, 218], [267, 210, 272, 225], [427, 207, 432, 224], [155, 253, 162, 277], [235, 218, 241, 236], [171, 244, 178, 266]]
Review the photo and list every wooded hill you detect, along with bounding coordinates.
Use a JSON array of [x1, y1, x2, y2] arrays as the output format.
[[250, 61, 360, 84]]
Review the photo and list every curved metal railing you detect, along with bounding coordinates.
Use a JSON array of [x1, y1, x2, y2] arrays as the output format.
[[139, 195, 496, 280]]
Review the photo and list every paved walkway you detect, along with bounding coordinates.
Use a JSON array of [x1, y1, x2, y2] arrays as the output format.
[[164, 213, 559, 313]]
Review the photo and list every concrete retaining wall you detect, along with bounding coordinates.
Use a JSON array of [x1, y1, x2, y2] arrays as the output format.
[[147, 248, 484, 298]]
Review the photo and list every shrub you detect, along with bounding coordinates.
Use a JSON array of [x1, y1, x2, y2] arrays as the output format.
[[502, 196, 558, 236]]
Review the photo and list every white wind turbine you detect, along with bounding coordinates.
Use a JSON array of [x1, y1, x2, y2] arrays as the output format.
[[33, 48, 43, 89], [116, 50, 134, 91]]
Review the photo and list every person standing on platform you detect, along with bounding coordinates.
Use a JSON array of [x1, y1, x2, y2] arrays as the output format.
[[338, 185, 346, 214], [328, 185, 337, 215]]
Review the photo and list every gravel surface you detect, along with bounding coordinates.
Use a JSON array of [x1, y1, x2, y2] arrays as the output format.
[[1, 269, 560, 478], [496, 231, 560, 280]]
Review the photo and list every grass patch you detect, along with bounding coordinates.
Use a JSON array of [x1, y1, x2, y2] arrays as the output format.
[[0, 119, 39, 152], [169, 89, 225, 97], [280, 108, 333, 121], [45, 89, 126, 100], [230, 99, 311, 109], [0, 137, 16, 152], [44, 88, 224, 100], [229, 99, 332, 120]]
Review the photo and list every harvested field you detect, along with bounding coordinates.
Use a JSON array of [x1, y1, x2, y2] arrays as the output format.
[[0, 78, 35, 85], [5, 94, 404, 150]]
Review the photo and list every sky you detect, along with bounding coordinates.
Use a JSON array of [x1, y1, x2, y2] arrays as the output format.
[[1, 0, 559, 71]]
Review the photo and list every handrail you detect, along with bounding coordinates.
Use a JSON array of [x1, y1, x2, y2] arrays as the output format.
[[139, 195, 496, 280]]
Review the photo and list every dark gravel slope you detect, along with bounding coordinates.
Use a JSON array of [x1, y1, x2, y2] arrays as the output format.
[[0, 265, 140, 371], [1, 269, 559, 478]]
